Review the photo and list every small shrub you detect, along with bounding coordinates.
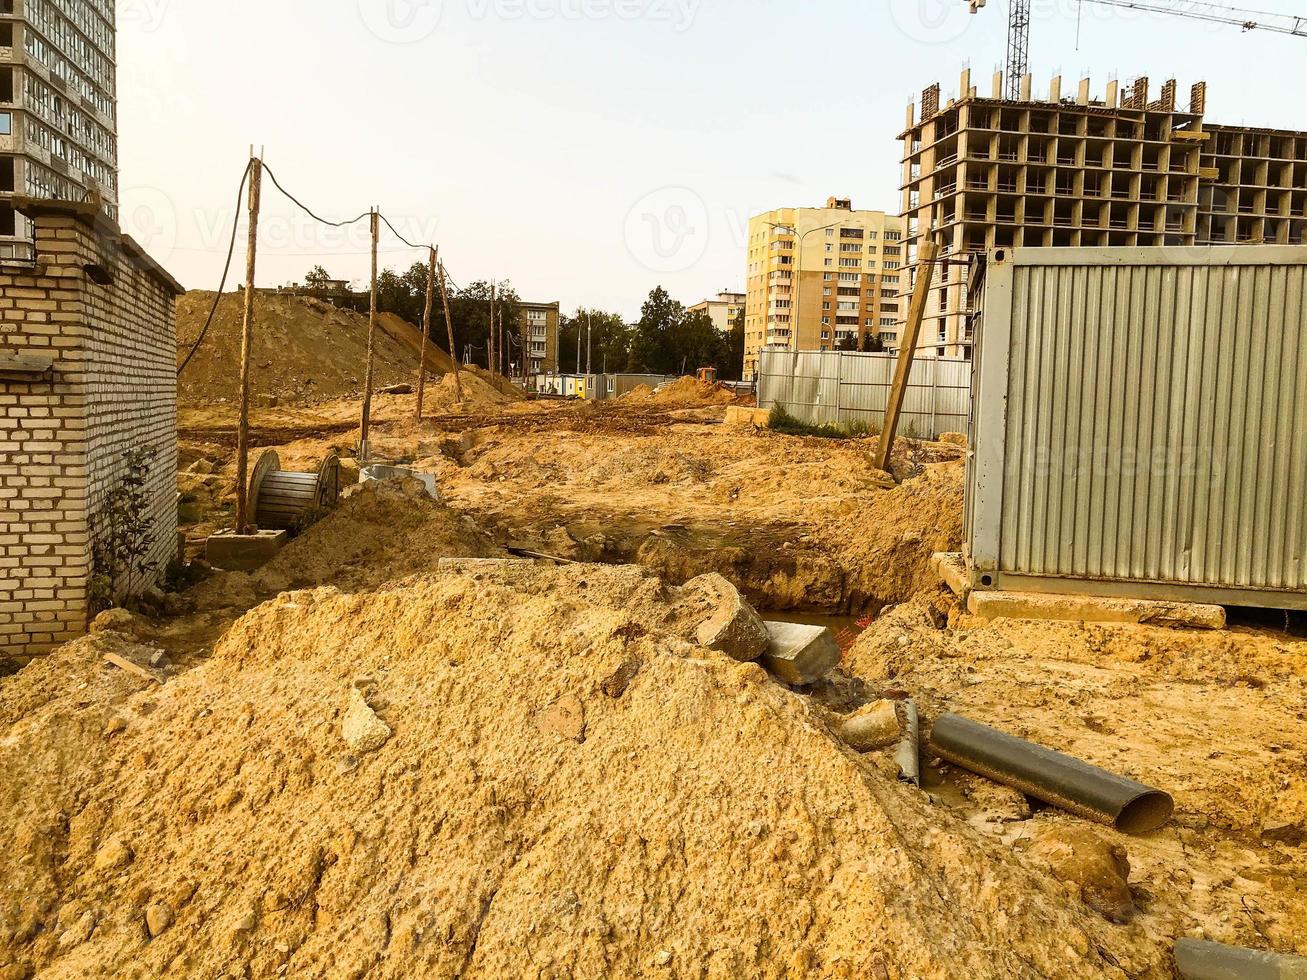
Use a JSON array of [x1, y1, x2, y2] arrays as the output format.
[[768, 406, 874, 441], [89, 447, 159, 613]]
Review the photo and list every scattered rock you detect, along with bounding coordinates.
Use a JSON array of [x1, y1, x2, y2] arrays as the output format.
[[187, 458, 215, 474], [57, 910, 96, 948], [232, 911, 257, 936], [601, 660, 641, 699], [94, 836, 134, 871], [341, 689, 393, 754], [379, 383, 414, 395], [149, 650, 169, 669], [759, 622, 842, 686], [89, 608, 148, 638], [536, 694, 586, 742], [1027, 825, 1136, 923], [103, 715, 127, 737], [145, 903, 174, 938], [690, 574, 769, 662], [836, 700, 903, 751], [654, 950, 673, 967]]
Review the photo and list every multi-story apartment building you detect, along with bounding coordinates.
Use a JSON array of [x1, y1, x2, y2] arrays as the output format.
[[519, 300, 560, 375], [687, 290, 745, 333], [743, 198, 907, 380], [899, 70, 1307, 358], [0, 0, 117, 261]]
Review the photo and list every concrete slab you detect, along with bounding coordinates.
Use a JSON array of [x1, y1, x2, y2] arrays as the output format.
[[205, 530, 287, 572], [967, 590, 1226, 630], [929, 552, 971, 600], [692, 573, 769, 662], [760, 621, 842, 686], [724, 406, 771, 429]]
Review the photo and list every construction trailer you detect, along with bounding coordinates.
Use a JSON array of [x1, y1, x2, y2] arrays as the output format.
[[965, 245, 1307, 611], [530, 373, 672, 401]]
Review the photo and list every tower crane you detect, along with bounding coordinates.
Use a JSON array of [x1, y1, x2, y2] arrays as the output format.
[[966, 0, 1307, 100]]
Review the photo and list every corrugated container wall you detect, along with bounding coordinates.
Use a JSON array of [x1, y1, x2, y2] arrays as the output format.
[[966, 246, 1307, 610]]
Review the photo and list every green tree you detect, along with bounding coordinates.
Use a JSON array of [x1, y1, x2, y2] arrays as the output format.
[[560, 308, 631, 374], [724, 306, 746, 381], [627, 286, 684, 373], [304, 265, 332, 293], [448, 280, 522, 371]]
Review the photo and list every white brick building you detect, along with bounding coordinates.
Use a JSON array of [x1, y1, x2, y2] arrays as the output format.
[[0, 197, 181, 662]]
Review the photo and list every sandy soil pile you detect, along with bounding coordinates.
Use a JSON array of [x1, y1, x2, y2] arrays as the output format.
[[844, 591, 1307, 958], [177, 291, 450, 406], [192, 478, 503, 611], [622, 377, 737, 406], [421, 367, 526, 415], [2, 562, 1178, 979]]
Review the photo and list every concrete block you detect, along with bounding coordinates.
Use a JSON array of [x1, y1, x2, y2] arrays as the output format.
[[691, 573, 768, 662], [929, 552, 971, 600], [966, 590, 1226, 630], [205, 529, 288, 572], [724, 406, 770, 429], [760, 621, 842, 686]]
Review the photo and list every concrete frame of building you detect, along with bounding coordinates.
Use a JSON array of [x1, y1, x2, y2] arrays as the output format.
[[743, 198, 907, 381], [899, 69, 1307, 359], [0, 0, 118, 262]]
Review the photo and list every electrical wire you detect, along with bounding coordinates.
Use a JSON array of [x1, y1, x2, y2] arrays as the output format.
[[177, 159, 252, 376], [261, 161, 371, 228], [378, 211, 426, 251]]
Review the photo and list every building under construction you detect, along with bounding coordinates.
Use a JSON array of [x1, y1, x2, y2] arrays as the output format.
[[899, 71, 1307, 358]]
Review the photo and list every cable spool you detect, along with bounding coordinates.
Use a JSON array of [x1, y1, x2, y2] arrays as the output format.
[[248, 449, 341, 531]]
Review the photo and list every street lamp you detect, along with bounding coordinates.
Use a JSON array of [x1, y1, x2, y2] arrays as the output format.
[[768, 218, 844, 351]]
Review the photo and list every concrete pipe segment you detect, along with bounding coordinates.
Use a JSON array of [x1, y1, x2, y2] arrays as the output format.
[[1174, 938, 1307, 979], [927, 713, 1174, 833]]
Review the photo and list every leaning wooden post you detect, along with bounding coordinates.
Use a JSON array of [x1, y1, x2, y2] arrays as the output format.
[[359, 208, 380, 461], [415, 245, 437, 421], [437, 259, 463, 403], [233, 154, 263, 534], [874, 236, 940, 472]]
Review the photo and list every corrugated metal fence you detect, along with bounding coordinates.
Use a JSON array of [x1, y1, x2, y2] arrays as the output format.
[[757, 349, 971, 439]]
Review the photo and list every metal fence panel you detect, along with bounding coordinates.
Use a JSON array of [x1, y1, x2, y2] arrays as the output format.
[[968, 245, 1307, 610], [757, 349, 972, 439]]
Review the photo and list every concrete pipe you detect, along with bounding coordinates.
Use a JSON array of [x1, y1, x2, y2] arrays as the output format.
[[1175, 938, 1307, 979], [927, 713, 1173, 833]]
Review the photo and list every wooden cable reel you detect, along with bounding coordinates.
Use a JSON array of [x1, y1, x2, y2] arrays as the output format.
[[248, 449, 341, 531]]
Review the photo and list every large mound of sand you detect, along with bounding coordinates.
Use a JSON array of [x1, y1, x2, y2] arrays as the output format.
[[622, 377, 737, 406], [177, 291, 453, 406], [1, 561, 1164, 979]]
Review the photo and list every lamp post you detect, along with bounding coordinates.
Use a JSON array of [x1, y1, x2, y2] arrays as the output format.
[[768, 218, 844, 351]]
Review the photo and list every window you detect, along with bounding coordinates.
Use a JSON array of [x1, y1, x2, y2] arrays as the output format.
[[826, 228, 835, 237], [0, 113, 11, 136], [824, 258, 833, 267]]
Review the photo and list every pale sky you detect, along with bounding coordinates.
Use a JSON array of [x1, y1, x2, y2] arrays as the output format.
[[117, 0, 1307, 319]]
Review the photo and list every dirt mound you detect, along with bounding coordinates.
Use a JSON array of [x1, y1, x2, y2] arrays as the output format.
[[177, 291, 451, 406], [651, 376, 738, 405], [192, 478, 503, 610], [421, 367, 526, 415], [844, 590, 1307, 956], [1, 562, 1168, 979]]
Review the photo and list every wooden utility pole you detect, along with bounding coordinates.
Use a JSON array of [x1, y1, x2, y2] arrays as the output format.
[[415, 245, 437, 421], [437, 260, 463, 403], [359, 208, 379, 461], [488, 281, 497, 375], [233, 154, 263, 534], [874, 237, 941, 472]]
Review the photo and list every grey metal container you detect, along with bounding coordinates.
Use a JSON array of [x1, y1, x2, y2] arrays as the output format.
[[966, 246, 1307, 610]]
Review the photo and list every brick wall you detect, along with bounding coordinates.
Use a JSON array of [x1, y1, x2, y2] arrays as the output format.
[[0, 201, 182, 661]]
